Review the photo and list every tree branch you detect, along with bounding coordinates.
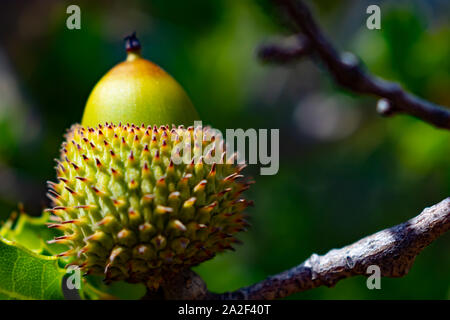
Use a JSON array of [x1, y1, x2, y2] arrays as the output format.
[[212, 197, 450, 300], [258, 35, 311, 63], [161, 198, 450, 299], [260, 0, 450, 129]]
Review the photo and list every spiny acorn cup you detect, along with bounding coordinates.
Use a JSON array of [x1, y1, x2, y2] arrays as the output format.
[[46, 34, 253, 289]]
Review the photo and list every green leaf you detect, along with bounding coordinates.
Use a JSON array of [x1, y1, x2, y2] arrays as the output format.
[[0, 211, 66, 256], [0, 237, 66, 300]]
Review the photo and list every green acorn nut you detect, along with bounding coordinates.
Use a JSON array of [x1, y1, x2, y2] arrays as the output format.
[[46, 34, 252, 289], [82, 33, 199, 128]]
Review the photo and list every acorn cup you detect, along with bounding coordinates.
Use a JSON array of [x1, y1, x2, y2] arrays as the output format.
[[46, 34, 252, 289]]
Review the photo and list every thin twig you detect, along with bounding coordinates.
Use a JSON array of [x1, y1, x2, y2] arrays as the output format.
[[258, 35, 311, 63], [213, 197, 450, 299], [260, 0, 450, 129]]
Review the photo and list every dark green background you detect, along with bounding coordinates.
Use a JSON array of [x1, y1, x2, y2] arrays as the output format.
[[0, 0, 448, 299]]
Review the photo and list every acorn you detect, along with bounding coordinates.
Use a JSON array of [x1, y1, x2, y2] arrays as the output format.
[[82, 33, 200, 127], [47, 34, 252, 289]]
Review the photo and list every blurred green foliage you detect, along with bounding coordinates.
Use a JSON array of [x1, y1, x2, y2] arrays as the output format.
[[0, 0, 448, 299]]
